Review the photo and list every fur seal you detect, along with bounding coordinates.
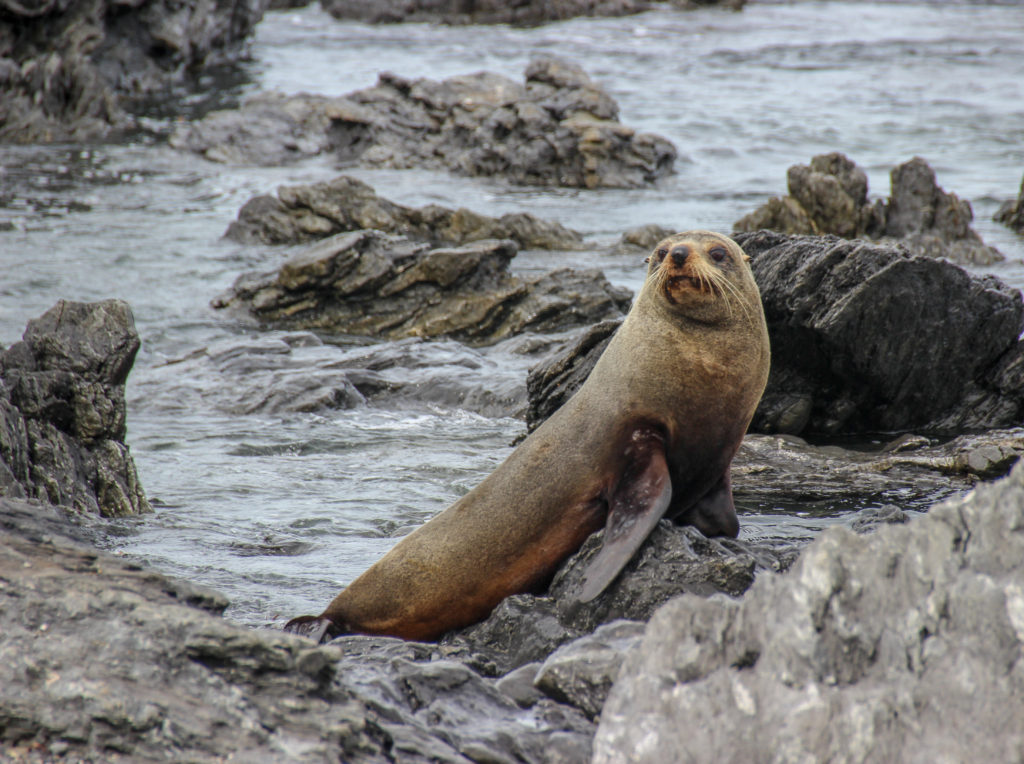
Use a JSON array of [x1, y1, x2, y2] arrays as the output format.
[[285, 230, 770, 642]]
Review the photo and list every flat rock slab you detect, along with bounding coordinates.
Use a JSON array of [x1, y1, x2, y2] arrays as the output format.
[[734, 152, 1003, 265], [594, 457, 1024, 764], [171, 55, 677, 189], [226, 174, 584, 250], [213, 230, 632, 346]]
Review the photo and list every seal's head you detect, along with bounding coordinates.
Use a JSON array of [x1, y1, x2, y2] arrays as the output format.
[[644, 231, 759, 325]]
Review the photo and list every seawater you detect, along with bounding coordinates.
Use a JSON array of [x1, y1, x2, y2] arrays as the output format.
[[1, 1, 1022, 626]]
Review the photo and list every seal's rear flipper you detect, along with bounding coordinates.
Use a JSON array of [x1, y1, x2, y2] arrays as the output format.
[[283, 615, 335, 643], [683, 471, 739, 538], [577, 428, 672, 603]]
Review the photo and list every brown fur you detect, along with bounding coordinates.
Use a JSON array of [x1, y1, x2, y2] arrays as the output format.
[[287, 231, 770, 642]]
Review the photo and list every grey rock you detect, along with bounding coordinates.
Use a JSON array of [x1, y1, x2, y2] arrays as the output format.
[[995, 173, 1024, 234], [848, 503, 909, 534], [320, 0, 649, 25], [534, 620, 645, 719], [0, 300, 150, 517], [604, 224, 678, 255], [213, 230, 632, 346], [226, 174, 584, 250], [525, 231, 1024, 436], [593, 458, 1024, 764], [172, 56, 677, 189], [0, 0, 265, 143], [734, 153, 1002, 265], [494, 662, 545, 708], [0, 497, 593, 763]]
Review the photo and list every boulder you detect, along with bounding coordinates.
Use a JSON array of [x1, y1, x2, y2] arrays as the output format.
[[734, 153, 1003, 265], [171, 56, 677, 189], [212, 230, 632, 346], [593, 457, 1024, 764], [995, 173, 1024, 234], [525, 231, 1024, 437], [0, 0, 266, 143], [226, 174, 584, 250], [0, 300, 150, 517]]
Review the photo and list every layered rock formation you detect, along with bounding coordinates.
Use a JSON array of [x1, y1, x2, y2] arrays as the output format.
[[213, 230, 632, 345], [0, 0, 266, 143], [226, 174, 584, 250], [171, 56, 677, 188], [734, 153, 1003, 265]]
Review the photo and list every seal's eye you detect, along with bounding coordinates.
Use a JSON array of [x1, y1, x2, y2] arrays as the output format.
[[709, 246, 728, 263], [656, 248, 668, 261]]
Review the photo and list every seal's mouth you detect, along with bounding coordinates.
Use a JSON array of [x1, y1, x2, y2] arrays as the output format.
[[666, 274, 716, 296]]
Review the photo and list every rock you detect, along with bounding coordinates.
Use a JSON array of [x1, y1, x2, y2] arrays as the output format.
[[0, 0, 265, 143], [593, 458, 1024, 764], [443, 521, 793, 676], [734, 153, 1003, 265], [226, 174, 584, 250], [494, 662, 545, 708], [738, 230, 1023, 434], [526, 231, 1024, 436], [995, 173, 1024, 234], [533, 620, 645, 719], [604, 224, 678, 255], [171, 56, 677, 189], [0, 497, 594, 763], [0, 300, 150, 517], [213, 230, 632, 346], [320, 0, 648, 25]]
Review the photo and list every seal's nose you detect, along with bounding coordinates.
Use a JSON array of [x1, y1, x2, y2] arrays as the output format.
[[671, 246, 690, 266]]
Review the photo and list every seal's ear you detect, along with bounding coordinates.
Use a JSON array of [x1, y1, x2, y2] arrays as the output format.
[[577, 426, 672, 603], [742, 253, 751, 262]]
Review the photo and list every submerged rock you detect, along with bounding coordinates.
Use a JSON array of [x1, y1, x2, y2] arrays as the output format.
[[171, 56, 677, 189], [0, 0, 265, 143], [995, 173, 1024, 234], [213, 230, 632, 346], [594, 458, 1024, 764], [226, 174, 584, 250], [321, 0, 647, 25], [526, 231, 1024, 437], [734, 153, 1003, 264], [0, 300, 149, 517]]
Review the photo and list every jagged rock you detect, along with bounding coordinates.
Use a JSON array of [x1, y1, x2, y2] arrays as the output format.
[[995, 173, 1024, 234], [0, 497, 593, 763], [171, 56, 677, 189], [593, 458, 1024, 764], [533, 620, 645, 719], [526, 232, 1024, 437], [734, 153, 1002, 265], [0, 0, 266, 143], [320, 0, 647, 25], [226, 174, 584, 250], [212, 230, 632, 346], [0, 300, 149, 517]]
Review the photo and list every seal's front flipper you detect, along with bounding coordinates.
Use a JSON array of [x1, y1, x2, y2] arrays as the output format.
[[578, 428, 672, 603], [680, 471, 739, 538], [283, 615, 335, 643]]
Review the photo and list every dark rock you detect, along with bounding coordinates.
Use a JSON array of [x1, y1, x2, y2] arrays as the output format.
[[534, 620, 645, 719], [320, 0, 648, 25], [171, 56, 677, 189], [226, 174, 584, 250], [213, 230, 632, 346], [734, 153, 1002, 265], [0, 300, 149, 517], [593, 458, 1024, 764], [443, 521, 792, 675], [995, 173, 1024, 234], [0, 0, 266, 143], [526, 231, 1024, 437], [0, 497, 593, 763]]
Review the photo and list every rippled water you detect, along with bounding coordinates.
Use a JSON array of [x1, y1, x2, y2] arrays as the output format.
[[1, 1, 1023, 626]]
